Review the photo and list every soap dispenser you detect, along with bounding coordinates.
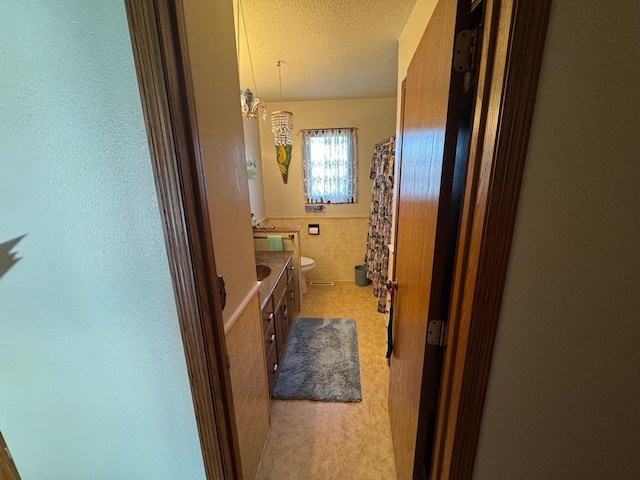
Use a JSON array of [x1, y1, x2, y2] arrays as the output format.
[[251, 213, 257, 229]]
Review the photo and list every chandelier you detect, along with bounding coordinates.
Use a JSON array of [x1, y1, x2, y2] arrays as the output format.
[[237, 0, 265, 119], [271, 61, 293, 184], [241, 88, 265, 119]]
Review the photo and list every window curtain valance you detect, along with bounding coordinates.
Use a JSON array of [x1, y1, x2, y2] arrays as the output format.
[[302, 128, 357, 204]]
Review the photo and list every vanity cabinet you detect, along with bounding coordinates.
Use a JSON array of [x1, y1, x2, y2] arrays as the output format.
[[260, 258, 297, 395]]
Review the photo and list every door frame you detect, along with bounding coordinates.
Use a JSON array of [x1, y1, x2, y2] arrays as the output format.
[[0, 431, 21, 480], [125, 0, 552, 479], [124, 1, 242, 479], [431, 1, 552, 477]]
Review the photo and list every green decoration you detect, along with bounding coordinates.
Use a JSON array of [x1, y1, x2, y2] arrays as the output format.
[[276, 144, 292, 184]]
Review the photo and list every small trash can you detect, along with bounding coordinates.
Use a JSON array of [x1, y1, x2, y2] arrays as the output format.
[[354, 265, 371, 286]]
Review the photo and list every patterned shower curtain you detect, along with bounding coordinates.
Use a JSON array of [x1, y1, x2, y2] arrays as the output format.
[[365, 135, 395, 312]]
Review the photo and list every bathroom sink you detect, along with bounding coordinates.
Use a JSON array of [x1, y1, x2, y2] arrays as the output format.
[[256, 264, 271, 281]]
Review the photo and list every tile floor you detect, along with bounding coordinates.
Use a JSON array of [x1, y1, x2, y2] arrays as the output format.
[[256, 282, 397, 480]]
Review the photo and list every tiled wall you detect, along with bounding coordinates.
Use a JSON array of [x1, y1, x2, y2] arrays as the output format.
[[264, 217, 369, 282], [225, 293, 270, 479]]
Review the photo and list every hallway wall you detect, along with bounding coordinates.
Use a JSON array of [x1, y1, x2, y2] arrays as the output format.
[[0, 1, 205, 478], [474, 1, 640, 478]]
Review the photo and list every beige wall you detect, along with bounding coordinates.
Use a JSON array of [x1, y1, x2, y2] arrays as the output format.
[[243, 117, 267, 222], [474, 1, 640, 478], [259, 97, 397, 218], [183, 0, 257, 326], [264, 217, 369, 283]]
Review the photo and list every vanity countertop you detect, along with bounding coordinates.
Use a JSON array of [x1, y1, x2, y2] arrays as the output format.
[[255, 251, 292, 310]]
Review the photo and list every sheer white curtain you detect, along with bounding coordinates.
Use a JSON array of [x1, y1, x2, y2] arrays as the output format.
[[302, 128, 357, 204]]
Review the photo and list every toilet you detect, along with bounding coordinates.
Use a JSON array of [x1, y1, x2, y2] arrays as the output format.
[[300, 256, 316, 295]]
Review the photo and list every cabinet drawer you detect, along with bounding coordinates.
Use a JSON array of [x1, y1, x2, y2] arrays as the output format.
[[265, 340, 279, 394]]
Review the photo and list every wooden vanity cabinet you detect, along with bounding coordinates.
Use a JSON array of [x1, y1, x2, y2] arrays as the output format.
[[262, 307, 278, 393], [285, 265, 295, 335], [261, 258, 298, 395]]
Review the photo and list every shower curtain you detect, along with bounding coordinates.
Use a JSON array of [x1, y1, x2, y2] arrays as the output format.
[[365, 134, 395, 312]]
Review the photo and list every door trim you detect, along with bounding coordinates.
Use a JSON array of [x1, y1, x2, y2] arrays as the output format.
[[124, 1, 242, 478], [0, 431, 21, 480], [431, 0, 553, 478]]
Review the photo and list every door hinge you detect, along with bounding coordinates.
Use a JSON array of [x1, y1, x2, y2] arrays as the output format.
[[226, 354, 231, 370], [427, 320, 448, 347], [453, 28, 480, 73]]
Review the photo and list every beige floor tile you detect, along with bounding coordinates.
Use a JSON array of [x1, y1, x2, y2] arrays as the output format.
[[256, 282, 397, 480]]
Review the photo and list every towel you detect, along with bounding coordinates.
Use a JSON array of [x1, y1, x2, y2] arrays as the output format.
[[267, 235, 283, 251]]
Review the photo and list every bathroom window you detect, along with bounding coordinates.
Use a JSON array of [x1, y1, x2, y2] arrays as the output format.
[[302, 128, 357, 204]]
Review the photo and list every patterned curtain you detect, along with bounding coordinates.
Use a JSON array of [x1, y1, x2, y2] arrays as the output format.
[[365, 135, 395, 312], [302, 128, 357, 204]]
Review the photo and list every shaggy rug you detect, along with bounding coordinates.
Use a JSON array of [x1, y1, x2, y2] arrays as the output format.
[[272, 317, 362, 403]]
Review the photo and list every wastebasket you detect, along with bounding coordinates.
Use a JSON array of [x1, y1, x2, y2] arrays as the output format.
[[354, 265, 371, 286]]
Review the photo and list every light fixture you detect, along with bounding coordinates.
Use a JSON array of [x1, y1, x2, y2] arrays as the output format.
[[271, 60, 294, 184], [237, 0, 266, 119], [240, 88, 265, 119]]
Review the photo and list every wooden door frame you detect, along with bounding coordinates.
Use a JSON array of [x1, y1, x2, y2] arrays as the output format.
[[124, 0, 551, 478], [431, 0, 552, 478], [124, 1, 241, 479], [0, 431, 21, 480]]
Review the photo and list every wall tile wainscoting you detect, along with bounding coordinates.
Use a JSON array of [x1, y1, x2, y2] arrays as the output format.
[[262, 217, 369, 283]]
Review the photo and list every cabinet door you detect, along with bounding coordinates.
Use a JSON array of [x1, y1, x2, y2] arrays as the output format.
[[285, 274, 295, 333], [274, 294, 286, 363]]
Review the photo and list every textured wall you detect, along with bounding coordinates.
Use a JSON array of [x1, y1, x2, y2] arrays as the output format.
[[182, 0, 258, 328], [474, 1, 640, 478], [0, 1, 205, 479], [259, 97, 397, 218]]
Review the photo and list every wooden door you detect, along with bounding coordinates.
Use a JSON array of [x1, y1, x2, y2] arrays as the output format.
[[0, 431, 21, 480], [389, 0, 469, 478]]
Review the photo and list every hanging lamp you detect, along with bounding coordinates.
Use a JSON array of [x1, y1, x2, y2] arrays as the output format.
[[237, 0, 265, 119], [271, 60, 294, 184]]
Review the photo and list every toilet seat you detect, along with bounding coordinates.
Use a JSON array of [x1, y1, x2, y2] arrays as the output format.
[[301, 256, 315, 269]]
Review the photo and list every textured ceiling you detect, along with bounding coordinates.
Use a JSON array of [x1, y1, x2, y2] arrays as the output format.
[[234, 0, 417, 103]]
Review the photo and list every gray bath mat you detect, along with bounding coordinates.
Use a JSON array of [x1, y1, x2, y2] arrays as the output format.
[[272, 317, 362, 403]]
